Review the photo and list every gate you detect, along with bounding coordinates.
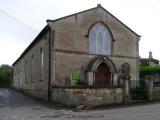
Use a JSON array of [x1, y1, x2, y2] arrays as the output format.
[[130, 80, 147, 100]]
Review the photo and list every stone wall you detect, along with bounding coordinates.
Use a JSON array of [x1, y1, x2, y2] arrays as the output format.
[[49, 7, 140, 57], [52, 87, 123, 107], [12, 31, 49, 100], [48, 6, 140, 86], [22, 89, 48, 100], [52, 51, 139, 86]]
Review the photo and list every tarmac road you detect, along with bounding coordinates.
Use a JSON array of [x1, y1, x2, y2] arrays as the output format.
[[0, 88, 160, 120]]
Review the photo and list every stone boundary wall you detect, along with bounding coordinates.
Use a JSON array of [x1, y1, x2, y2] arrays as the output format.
[[52, 87, 123, 107]]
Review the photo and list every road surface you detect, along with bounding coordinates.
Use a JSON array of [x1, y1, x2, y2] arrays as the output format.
[[0, 88, 160, 120]]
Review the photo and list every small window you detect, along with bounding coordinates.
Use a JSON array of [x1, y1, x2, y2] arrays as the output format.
[[89, 23, 112, 55]]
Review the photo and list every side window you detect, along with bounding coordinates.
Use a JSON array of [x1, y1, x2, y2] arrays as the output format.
[[25, 60, 27, 84], [40, 48, 44, 80], [31, 54, 34, 82]]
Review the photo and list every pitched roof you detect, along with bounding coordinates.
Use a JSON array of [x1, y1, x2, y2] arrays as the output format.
[[12, 4, 140, 66], [12, 25, 49, 66]]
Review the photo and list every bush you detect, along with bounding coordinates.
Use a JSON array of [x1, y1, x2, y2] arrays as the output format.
[[0, 64, 12, 87]]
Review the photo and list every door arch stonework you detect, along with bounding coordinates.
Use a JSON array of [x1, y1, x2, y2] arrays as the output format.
[[86, 56, 117, 86]]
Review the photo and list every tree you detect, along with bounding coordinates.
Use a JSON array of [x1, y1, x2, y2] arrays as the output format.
[[0, 64, 12, 87]]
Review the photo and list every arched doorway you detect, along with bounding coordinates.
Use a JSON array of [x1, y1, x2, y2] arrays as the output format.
[[86, 56, 117, 86], [95, 62, 111, 86]]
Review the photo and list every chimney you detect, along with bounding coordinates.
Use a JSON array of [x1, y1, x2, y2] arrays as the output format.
[[97, 4, 101, 7]]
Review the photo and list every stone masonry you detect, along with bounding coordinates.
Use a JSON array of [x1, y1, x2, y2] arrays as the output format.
[[52, 87, 123, 107]]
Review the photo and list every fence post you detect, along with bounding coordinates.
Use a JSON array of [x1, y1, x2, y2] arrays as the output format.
[[123, 77, 131, 104], [146, 77, 154, 101]]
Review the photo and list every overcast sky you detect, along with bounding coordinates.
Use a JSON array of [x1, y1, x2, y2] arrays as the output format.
[[0, 0, 160, 65]]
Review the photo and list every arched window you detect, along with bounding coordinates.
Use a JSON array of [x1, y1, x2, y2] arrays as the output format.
[[89, 23, 112, 55], [40, 48, 44, 80]]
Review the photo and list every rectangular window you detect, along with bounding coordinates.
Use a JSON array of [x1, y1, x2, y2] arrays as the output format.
[[40, 48, 45, 81]]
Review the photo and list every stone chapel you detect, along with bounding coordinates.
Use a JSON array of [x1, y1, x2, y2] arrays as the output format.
[[12, 4, 140, 107]]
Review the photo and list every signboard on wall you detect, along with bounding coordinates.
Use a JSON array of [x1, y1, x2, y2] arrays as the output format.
[[71, 71, 78, 81]]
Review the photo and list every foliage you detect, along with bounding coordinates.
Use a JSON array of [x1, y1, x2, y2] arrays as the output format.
[[140, 65, 160, 78], [140, 62, 149, 67], [0, 64, 12, 87]]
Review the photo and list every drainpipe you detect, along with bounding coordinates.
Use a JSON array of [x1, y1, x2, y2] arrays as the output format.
[[48, 25, 52, 102]]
